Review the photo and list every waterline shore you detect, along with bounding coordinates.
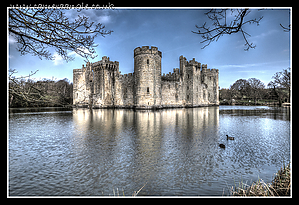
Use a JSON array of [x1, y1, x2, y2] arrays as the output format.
[[230, 163, 291, 196]]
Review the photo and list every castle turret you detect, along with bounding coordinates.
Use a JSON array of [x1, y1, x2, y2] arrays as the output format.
[[73, 46, 219, 109], [134, 46, 162, 108]]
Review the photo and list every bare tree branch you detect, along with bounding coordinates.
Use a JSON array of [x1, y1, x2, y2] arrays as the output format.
[[192, 9, 263, 51], [267, 68, 291, 106], [9, 9, 113, 62], [9, 70, 74, 107], [280, 23, 291, 32]]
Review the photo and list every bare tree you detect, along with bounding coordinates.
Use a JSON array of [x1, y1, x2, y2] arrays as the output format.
[[9, 8, 113, 62], [192, 9, 263, 51], [9, 8, 112, 107], [267, 68, 291, 106], [9, 69, 74, 107], [193, 9, 291, 50], [9, 69, 44, 106]]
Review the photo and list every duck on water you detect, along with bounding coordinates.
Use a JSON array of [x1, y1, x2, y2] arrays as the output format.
[[219, 135, 235, 148], [226, 135, 234, 140], [219, 144, 225, 149]]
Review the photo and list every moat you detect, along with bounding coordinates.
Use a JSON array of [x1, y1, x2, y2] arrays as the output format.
[[9, 106, 290, 196]]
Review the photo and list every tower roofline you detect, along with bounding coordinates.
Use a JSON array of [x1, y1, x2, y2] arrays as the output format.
[[134, 46, 162, 58]]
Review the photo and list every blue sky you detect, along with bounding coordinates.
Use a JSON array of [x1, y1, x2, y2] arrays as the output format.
[[8, 8, 291, 88]]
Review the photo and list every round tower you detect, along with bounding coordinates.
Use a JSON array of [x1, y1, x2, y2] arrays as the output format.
[[134, 46, 162, 109]]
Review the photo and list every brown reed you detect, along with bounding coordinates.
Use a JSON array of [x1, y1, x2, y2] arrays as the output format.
[[231, 163, 290, 196]]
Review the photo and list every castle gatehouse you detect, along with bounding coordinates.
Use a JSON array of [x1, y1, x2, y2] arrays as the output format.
[[73, 46, 219, 109]]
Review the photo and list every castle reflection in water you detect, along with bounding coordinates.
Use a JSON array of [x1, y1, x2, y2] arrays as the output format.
[[72, 107, 219, 141]]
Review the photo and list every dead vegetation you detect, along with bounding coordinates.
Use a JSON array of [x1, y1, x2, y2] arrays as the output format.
[[231, 163, 290, 196]]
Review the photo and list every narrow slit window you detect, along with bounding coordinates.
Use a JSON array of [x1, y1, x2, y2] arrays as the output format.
[[147, 59, 149, 65], [147, 87, 150, 93]]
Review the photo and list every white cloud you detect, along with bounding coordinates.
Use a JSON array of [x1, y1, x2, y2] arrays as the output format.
[[77, 46, 92, 54], [69, 46, 95, 58], [64, 9, 113, 25], [246, 29, 279, 44], [234, 29, 279, 49], [68, 51, 81, 58], [98, 15, 111, 24], [53, 52, 64, 66], [52, 46, 98, 66], [217, 60, 289, 70], [9, 35, 17, 44]]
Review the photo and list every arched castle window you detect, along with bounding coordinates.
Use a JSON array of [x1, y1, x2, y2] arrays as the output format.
[[147, 87, 150, 93]]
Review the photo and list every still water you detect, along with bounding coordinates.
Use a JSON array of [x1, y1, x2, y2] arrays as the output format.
[[9, 106, 290, 196]]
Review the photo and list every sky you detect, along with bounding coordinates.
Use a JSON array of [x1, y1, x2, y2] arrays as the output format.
[[8, 8, 291, 88]]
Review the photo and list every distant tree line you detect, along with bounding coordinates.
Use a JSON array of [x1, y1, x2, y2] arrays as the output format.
[[9, 70, 73, 108], [219, 68, 290, 106], [9, 68, 290, 108]]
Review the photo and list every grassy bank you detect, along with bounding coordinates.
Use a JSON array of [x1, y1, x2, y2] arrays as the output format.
[[230, 163, 291, 196]]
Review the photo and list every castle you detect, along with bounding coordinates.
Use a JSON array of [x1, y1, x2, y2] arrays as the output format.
[[73, 46, 219, 109]]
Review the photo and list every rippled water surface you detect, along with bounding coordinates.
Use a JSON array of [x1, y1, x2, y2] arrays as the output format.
[[9, 106, 290, 196]]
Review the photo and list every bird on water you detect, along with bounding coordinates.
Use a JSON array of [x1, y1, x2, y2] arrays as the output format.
[[226, 135, 234, 140], [219, 144, 225, 149]]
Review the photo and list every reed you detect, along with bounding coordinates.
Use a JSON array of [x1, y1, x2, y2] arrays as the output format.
[[230, 163, 291, 196], [108, 182, 147, 197]]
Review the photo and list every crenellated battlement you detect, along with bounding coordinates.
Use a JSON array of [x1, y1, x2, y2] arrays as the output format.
[[208, 68, 219, 73], [82, 56, 120, 72], [162, 68, 180, 81], [201, 64, 207, 71], [73, 45, 219, 109], [119, 72, 134, 80], [134, 46, 162, 58], [187, 58, 201, 67]]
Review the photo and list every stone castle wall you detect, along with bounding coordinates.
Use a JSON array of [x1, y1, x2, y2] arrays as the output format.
[[119, 73, 134, 107], [73, 46, 219, 109], [134, 46, 162, 108]]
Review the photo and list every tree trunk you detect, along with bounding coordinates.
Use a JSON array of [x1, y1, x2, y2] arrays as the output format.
[[278, 97, 282, 107]]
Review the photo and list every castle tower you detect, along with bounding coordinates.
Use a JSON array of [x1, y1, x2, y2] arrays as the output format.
[[92, 56, 119, 107], [134, 46, 162, 108]]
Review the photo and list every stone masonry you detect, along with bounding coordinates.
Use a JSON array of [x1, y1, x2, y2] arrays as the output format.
[[73, 46, 219, 109]]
